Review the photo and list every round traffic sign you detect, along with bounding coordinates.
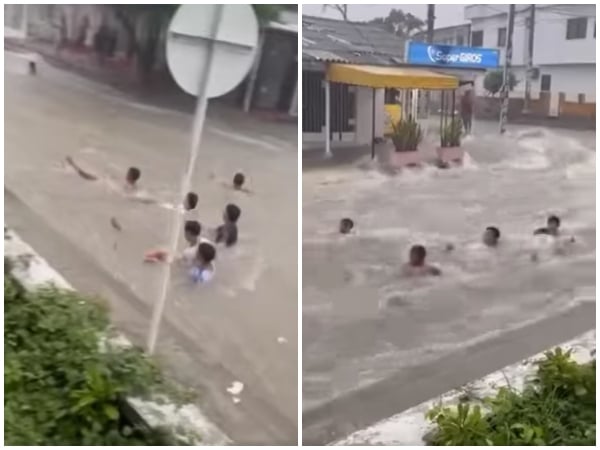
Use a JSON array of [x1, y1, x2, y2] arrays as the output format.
[[166, 4, 259, 98]]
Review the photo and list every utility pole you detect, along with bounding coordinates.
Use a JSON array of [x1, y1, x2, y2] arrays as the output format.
[[427, 5, 435, 43], [425, 5, 435, 120], [523, 4, 535, 113], [499, 4, 516, 134]]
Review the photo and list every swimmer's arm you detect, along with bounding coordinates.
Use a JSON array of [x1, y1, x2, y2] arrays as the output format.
[[65, 156, 98, 181], [429, 266, 442, 276], [219, 181, 253, 195]]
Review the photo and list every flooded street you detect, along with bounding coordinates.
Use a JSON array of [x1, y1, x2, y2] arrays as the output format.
[[302, 124, 595, 413], [4, 52, 297, 443]]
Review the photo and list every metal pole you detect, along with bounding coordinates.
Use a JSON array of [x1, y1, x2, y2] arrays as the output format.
[[427, 5, 435, 43], [147, 4, 225, 354], [371, 88, 375, 159], [523, 4, 535, 113], [499, 4, 515, 134], [324, 78, 332, 157], [440, 90, 444, 147]]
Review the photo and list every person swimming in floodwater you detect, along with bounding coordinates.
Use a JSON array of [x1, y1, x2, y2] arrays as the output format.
[[144, 219, 203, 263], [215, 203, 241, 247], [65, 156, 158, 202], [534, 215, 561, 236], [403, 245, 441, 277], [482, 226, 501, 247], [339, 218, 354, 234], [189, 242, 217, 284]]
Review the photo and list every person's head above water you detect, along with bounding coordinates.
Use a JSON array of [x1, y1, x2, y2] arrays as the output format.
[[184, 192, 198, 211], [184, 220, 201, 245], [233, 172, 245, 190], [339, 218, 354, 234], [408, 245, 427, 267], [224, 203, 241, 223], [197, 242, 216, 265], [126, 167, 141, 186], [482, 226, 501, 247], [547, 215, 561, 232]]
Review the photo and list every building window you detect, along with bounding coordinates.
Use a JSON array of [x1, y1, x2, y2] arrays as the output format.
[[540, 74, 551, 92], [566, 17, 588, 40], [497, 27, 507, 47], [457, 35, 464, 46], [471, 30, 483, 46]]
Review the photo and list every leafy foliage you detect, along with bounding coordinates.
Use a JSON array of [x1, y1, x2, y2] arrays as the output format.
[[4, 271, 188, 445], [484, 70, 518, 96], [368, 8, 425, 40], [425, 349, 596, 446], [391, 116, 423, 152], [440, 118, 463, 148]]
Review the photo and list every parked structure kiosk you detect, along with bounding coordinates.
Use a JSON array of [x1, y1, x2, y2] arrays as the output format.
[[324, 63, 459, 159]]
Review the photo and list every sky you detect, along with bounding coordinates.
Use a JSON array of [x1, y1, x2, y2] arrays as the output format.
[[302, 4, 469, 28]]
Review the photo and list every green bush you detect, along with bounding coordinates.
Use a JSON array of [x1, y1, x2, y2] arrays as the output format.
[[425, 349, 596, 446], [440, 118, 463, 148], [391, 116, 423, 152], [4, 272, 189, 445]]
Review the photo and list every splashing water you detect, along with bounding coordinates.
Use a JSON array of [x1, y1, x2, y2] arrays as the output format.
[[303, 125, 595, 410]]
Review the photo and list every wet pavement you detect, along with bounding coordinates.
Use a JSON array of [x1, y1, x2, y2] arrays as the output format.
[[4, 52, 297, 444], [302, 121, 595, 425]]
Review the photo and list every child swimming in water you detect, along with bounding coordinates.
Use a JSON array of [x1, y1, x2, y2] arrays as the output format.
[[403, 245, 441, 277]]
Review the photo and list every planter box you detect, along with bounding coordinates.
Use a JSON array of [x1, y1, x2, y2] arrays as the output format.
[[391, 150, 421, 168], [436, 146, 464, 164]]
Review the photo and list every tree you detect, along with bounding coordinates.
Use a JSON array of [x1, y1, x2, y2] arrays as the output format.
[[111, 4, 290, 83], [368, 8, 425, 40], [111, 5, 177, 82], [322, 4, 349, 21], [484, 70, 518, 96]]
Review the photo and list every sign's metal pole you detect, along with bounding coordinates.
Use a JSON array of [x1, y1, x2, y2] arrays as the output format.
[[499, 4, 515, 134], [147, 5, 225, 354]]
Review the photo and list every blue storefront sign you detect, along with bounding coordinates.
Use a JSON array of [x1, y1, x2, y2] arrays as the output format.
[[407, 41, 499, 70]]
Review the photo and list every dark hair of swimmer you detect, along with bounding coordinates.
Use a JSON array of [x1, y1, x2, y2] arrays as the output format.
[[184, 220, 201, 237], [547, 215, 561, 228], [197, 242, 216, 264], [185, 192, 199, 210], [224, 203, 241, 223], [483, 226, 501, 247], [126, 167, 141, 185], [233, 172, 245, 189], [409, 245, 427, 266], [339, 218, 354, 234]]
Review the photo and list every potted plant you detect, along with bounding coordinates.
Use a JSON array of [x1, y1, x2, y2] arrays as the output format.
[[390, 116, 423, 167], [437, 118, 464, 165]]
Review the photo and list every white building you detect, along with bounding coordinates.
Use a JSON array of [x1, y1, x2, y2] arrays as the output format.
[[466, 4, 596, 102]]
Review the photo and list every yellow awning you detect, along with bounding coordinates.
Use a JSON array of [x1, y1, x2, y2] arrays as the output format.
[[326, 63, 458, 90]]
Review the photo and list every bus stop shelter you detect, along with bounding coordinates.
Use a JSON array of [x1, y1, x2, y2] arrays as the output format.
[[324, 63, 459, 158]]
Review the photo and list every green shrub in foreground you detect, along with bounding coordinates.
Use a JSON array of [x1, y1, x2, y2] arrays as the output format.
[[4, 273, 187, 445], [425, 348, 596, 446]]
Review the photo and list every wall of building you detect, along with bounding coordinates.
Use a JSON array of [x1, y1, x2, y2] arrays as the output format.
[[469, 5, 596, 66], [468, 4, 596, 102], [355, 87, 384, 145]]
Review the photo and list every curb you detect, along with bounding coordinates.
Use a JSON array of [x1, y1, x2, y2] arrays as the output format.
[[4, 227, 231, 445], [334, 329, 595, 445]]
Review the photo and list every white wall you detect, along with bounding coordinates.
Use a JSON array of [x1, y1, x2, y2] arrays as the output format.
[[474, 64, 596, 101], [355, 87, 384, 145], [469, 4, 596, 66]]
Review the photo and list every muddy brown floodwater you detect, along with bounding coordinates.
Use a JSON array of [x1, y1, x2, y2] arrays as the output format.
[[303, 124, 595, 418]]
